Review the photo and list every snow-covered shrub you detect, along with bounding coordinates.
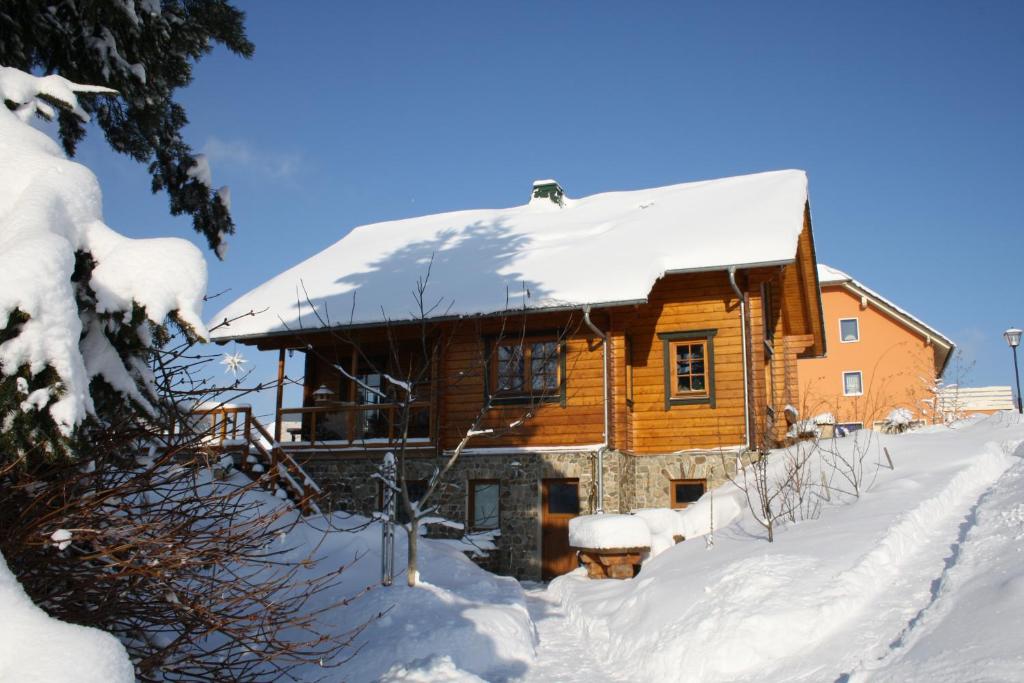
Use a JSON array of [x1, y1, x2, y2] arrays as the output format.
[[881, 407, 916, 434], [0, 67, 207, 459]]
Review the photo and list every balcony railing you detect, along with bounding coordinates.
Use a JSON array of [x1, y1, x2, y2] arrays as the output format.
[[280, 402, 433, 446]]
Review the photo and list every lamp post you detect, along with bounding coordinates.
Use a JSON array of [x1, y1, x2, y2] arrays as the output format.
[[1004, 328, 1023, 414]]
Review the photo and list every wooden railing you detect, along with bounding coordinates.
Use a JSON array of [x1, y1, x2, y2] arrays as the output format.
[[179, 404, 322, 515], [279, 402, 433, 446], [183, 404, 252, 445]]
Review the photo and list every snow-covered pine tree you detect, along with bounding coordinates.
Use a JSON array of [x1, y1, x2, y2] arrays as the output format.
[[0, 67, 208, 460], [0, 0, 253, 256]]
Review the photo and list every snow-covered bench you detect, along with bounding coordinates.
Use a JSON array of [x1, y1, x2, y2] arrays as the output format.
[[569, 514, 651, 579]]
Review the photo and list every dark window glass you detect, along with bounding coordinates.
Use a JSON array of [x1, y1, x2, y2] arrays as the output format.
[[547, 482, 579, 514], [356, 407, 390, 440], [496, 345, 525, 392], [672, 480, 706, 508], [356, 355, 388, 405], [406, 406, 430, 439], [530, 342, 559, 391]]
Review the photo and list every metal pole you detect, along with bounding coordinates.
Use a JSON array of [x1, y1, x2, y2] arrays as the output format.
[[380, 452, 396, 586], [1013, 346, 1023, 414]]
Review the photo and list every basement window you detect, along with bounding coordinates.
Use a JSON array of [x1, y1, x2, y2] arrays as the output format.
[[670, 479, 706, 509], [469, 480, 500, 530]]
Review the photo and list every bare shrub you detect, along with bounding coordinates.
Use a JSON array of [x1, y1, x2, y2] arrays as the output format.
[[1, 318, 370, 682]]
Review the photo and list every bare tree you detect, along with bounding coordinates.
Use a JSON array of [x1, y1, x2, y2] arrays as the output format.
[[292, 259, 576, 586]]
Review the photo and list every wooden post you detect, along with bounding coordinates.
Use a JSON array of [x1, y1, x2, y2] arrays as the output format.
[[274, 348, 286, 442]]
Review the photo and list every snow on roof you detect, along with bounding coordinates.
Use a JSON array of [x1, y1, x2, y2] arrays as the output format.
[[816, 263, 955, 354], [210, 170, 809, 341], [816, 263, 852, 284]]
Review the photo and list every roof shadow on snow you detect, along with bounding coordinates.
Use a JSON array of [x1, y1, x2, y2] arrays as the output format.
[[291, 219, 552, 329]]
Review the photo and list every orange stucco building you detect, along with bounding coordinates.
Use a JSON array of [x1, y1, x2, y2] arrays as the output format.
[[797, 265, 954, 430]]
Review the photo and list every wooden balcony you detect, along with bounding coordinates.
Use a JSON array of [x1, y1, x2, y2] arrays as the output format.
[[279, 401, 434, 450]]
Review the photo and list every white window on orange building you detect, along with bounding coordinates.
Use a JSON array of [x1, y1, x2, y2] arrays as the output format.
[[839, 318, 860, 343], [843, 371, 864, 396]]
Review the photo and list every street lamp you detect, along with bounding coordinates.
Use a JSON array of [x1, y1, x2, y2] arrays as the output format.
[[1004, 328, 1023, 414]]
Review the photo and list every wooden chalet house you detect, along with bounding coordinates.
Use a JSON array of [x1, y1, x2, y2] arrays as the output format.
[[209, 170, 826, 580]]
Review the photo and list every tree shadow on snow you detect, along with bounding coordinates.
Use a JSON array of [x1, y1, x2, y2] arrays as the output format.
[[287, 219, 553, 329]]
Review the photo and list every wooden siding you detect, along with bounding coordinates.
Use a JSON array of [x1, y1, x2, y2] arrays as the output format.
[[439, 312, 605, 449], [276, 262, 822, 453], [611, 272, 747, 453]]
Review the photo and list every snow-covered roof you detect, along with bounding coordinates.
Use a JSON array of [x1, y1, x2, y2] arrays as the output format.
[[816, 263, 955, 361], [210, 170, 809, 341]]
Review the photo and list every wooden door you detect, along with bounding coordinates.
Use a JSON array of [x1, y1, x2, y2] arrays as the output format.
[[541, 478, 580, 580]]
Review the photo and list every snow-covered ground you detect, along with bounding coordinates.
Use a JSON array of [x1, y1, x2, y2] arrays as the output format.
[[6, 414, 1023, 682], [545, 413, 1024, 682], [0, 552, 134, 683]]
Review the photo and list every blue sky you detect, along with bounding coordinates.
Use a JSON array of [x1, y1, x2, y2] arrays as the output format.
[[77, 1, 1023, 418]]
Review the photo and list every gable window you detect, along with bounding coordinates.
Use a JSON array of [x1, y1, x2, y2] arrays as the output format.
[[487, 336, 566, 405], [839, 318, 860, 343], [468, 480, 500, 530], [843, 371, 864, 396], [670, 479, 706, 509], [658, 330, 717, 409]]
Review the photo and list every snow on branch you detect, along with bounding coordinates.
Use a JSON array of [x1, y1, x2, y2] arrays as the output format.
[[0, 67, 207, 441]]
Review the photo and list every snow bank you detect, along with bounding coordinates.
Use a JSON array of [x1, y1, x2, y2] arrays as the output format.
[[0, 67, 207, 436], [547, 414, 1024, 682], [569, 514, 651, 549], [0, 552, 133, 682], [379, 655, 487, 682], [855, 448, 1024, 681], [184, 468, 535, 682], [210, 170, 808, 339]]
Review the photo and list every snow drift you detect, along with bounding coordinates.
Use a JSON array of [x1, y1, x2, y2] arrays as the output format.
[[548, 414, 1024, 682], [0, 551, 134, 683]]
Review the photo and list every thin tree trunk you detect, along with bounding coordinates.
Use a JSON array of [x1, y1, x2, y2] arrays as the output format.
[[407, 519, 419, 587]]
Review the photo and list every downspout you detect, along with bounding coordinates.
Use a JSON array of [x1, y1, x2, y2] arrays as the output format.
[[727, 267, 751, 451], [582, 305, 608, 514]]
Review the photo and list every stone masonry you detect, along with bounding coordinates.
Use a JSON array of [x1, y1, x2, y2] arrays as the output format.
[[299, 447, 742, 581]]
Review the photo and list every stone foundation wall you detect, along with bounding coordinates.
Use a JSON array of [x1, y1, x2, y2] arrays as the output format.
[[298, 447, 742, 581], [630, 451, 738, 509]]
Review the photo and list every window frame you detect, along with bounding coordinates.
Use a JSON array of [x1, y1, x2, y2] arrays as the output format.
[[842, 370, 864, 396], [484, 333, 567, 407], [670, 478, 707, 509], [659, 330, 717, 409], [467, 479, 501, 531], [838, 317, 860, 344]]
